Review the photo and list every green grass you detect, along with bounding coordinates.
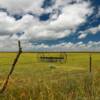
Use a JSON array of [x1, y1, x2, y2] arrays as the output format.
[[0, 52, 100, 100]]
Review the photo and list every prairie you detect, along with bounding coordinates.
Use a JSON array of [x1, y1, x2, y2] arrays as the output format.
[[0, 52, 100, 100]]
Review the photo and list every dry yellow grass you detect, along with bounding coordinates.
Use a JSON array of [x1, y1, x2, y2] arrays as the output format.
[[0, 52, 100, 100]]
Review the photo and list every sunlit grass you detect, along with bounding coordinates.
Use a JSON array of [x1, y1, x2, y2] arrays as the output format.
[[0, 52, 100, 100]]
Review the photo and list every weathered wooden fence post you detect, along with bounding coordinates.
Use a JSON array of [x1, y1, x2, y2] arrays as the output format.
[[89, 53, 92, 73], [65, 53, 68, 63], [0, 40, 22, 93]]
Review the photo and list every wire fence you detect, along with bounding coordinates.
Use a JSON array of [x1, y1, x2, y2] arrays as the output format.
[[0, 51, 95, 69], [0, 40, 100, 94], [0, 52, 100, 92]]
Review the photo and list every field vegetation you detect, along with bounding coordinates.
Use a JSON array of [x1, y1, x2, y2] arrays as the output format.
[[0, 52, 100, 100]]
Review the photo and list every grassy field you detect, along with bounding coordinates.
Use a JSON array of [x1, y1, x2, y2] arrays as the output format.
[[0, 52, 100, 100]]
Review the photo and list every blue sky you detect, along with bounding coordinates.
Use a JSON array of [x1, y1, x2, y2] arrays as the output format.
[[0, 0, 100, 51]]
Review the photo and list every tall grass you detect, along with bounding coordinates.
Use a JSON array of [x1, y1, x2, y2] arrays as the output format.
[[0, 72, 99, 100], [0, 53, 100, 100]]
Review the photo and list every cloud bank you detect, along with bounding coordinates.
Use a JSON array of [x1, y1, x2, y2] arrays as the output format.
[[0, 0, 99, 51]]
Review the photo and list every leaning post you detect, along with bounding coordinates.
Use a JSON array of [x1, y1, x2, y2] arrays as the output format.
[[0, 40, 22, 93]]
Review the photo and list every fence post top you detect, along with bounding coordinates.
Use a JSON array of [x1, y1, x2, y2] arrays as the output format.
[[18, 40, 22, 52]]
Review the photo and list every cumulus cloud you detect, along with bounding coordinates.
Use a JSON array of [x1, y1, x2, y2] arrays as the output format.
[[0, 0, 93, 40], [0, 0, 98, 51], [0, 12, 38, 37], [78, 25, 100, 39], [0, 12, 16, 36], [49, 1, 92, 30], [78, 33, 87, 39], [0, 0, 44, 15], [87, 25, 100, 34], [0, 39, 100, 51], [19, 0, 93, 40], [32, 41, 100, 51]]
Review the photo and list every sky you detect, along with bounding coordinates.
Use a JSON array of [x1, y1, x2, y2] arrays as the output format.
[[0, 0, 100, 51]]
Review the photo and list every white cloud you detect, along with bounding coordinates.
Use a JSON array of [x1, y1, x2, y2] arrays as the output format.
[[0, 12, 16, 35], [0, 0, 44, 15], [0, 12, 39, 37], [0, 0, 93, 41], [13, 14, 36, 34], [0, 0, 97, 51], [78, 33, 87, 39], [34, 41, 100, 51], [49, 1, 92, 30], [78, 25, 100, 39], [19, 0, 93, 40], [0, 39, 100, 51], [87, 25, 100, 34]]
